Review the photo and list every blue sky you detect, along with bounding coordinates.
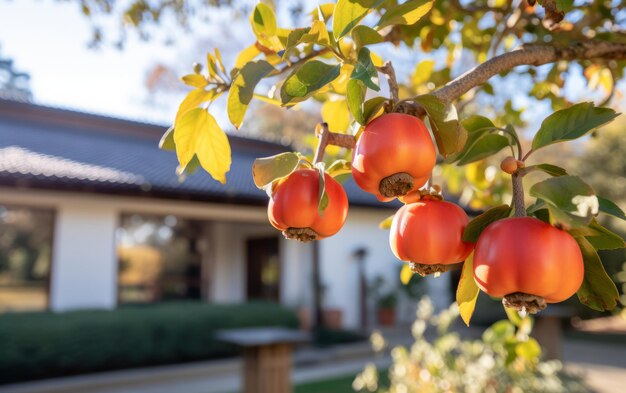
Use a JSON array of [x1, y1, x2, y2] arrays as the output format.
[[0, 0, 202, 124]]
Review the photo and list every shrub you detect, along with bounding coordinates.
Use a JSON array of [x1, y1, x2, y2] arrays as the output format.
[[0, 301, 298, 384], [353, 298, 590, 393]]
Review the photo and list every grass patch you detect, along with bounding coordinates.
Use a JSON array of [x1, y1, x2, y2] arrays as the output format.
[[295, 369, 389, 393]]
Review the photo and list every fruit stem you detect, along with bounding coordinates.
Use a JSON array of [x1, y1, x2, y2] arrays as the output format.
[[313, 123, 356, 164], [511, 172, 526, 217]]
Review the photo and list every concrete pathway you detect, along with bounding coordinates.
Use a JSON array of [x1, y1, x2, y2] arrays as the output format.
[[1, 328, 625, 393]]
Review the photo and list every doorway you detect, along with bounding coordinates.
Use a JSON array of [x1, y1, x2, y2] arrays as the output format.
[[246, 237, 280, 303]]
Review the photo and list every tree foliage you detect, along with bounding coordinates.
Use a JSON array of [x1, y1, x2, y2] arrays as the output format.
[[82, 0, 626, 320]]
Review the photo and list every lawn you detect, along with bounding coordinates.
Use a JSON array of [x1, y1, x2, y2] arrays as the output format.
[[295, 370, 389, 393]]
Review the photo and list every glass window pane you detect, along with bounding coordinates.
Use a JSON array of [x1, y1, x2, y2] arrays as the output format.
[[0, 205, 54, 312], [116, 214, 203, 304]]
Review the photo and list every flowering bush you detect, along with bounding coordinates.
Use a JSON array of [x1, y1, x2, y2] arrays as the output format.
[[353, 298, 589, 393]]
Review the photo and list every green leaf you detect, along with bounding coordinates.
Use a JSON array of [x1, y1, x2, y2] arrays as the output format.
[[463, 205, 512, 243], [461, 115, 496, 133], [251, 152, 300, 189], [377, 0, 434, 29], [281, 61, 341, 104], [317, 166, 329, 215], [452, 115, 498, 163], [362, 97, 387, 123], [347, 79, 366, 124], [228, 60, 275, 129], [483, 320, 515, 343], [327, 159, 352, 178], [284, 20, 331, 57], [457, 253, 479, 326], [351, 25, 383, 47], [457, 134, 509, 165], [531, 163, 568, 177], [414, 94, 468, 158], [529, 175, 598, 228], [531, 102, 619, 151], [351, 47, 380, 91], [332, 0, 385, 40], [569, 219, 625, 250], [159, 127, 176, 151], [598, 196, 626, 221], [575, 236, 619, 311], [174, 108, 231, 184]]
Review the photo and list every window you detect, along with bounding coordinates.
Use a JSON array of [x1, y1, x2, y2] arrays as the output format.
[[116, 214, 204, 304], [0, 205, 54, 312]]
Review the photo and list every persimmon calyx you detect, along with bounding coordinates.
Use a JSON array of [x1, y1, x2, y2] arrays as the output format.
[[379, 172, 413, 198], [283, 227, 317, 242], [502, 292, 547, 314], [409, 262, 457, 277], [399, 184, 443, 204]]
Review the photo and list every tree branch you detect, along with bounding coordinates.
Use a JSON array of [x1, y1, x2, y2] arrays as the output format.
[[432, 40, 626, 104], [313, 123, 356, 164]]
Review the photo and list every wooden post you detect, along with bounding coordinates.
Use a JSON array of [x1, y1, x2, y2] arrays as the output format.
[[243, 344, 293, 393], [216, 327, 310, 393]]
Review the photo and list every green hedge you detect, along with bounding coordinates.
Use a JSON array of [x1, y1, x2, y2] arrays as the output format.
[[0, 302, 298, 384]]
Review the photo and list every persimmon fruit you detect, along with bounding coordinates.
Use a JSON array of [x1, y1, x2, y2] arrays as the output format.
[[473, 216, 584, 313], [389, 199, 473, 276], [268, 169, 348, 241], [352, 113, 437, 202]]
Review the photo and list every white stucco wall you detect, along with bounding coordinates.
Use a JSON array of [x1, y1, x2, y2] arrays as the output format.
[[49, 203, 119, 311], [319, 207, 400, 329], [319, 207, 452, 329]]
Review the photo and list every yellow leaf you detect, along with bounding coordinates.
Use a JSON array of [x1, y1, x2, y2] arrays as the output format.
[[370, 51, 384, 68], [174, 89, 217, 128], [174, 108, 232, 184], [330, 64, 354, 94], [181, 74, 208, 88], [378, 214, 394, 229], [412, 59, 435, 86], [214, 48, 225, 73], [206, 53, 219, 78], [400, 264, 413, 285], [456, 252, 479, 326], [322, 98, 351, 133], [236, 45, 261, 69]]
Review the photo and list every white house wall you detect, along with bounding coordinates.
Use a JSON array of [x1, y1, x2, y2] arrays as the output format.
[[319, 207, 399, 329], [50, 202, 118, 311], [319, 207, 452, 329]]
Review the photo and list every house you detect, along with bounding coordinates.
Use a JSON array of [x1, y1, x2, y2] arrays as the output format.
[[0, 98, 454, 329]]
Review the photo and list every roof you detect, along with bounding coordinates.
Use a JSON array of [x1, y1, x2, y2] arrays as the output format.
[[0, 99, 391, 208]]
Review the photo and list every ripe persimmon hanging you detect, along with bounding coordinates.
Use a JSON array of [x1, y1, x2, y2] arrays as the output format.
[[473, 217, 584, 313], [268, 169, 348, 242], [352, 113, 437, 202], [389, 199, 473, 276]]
